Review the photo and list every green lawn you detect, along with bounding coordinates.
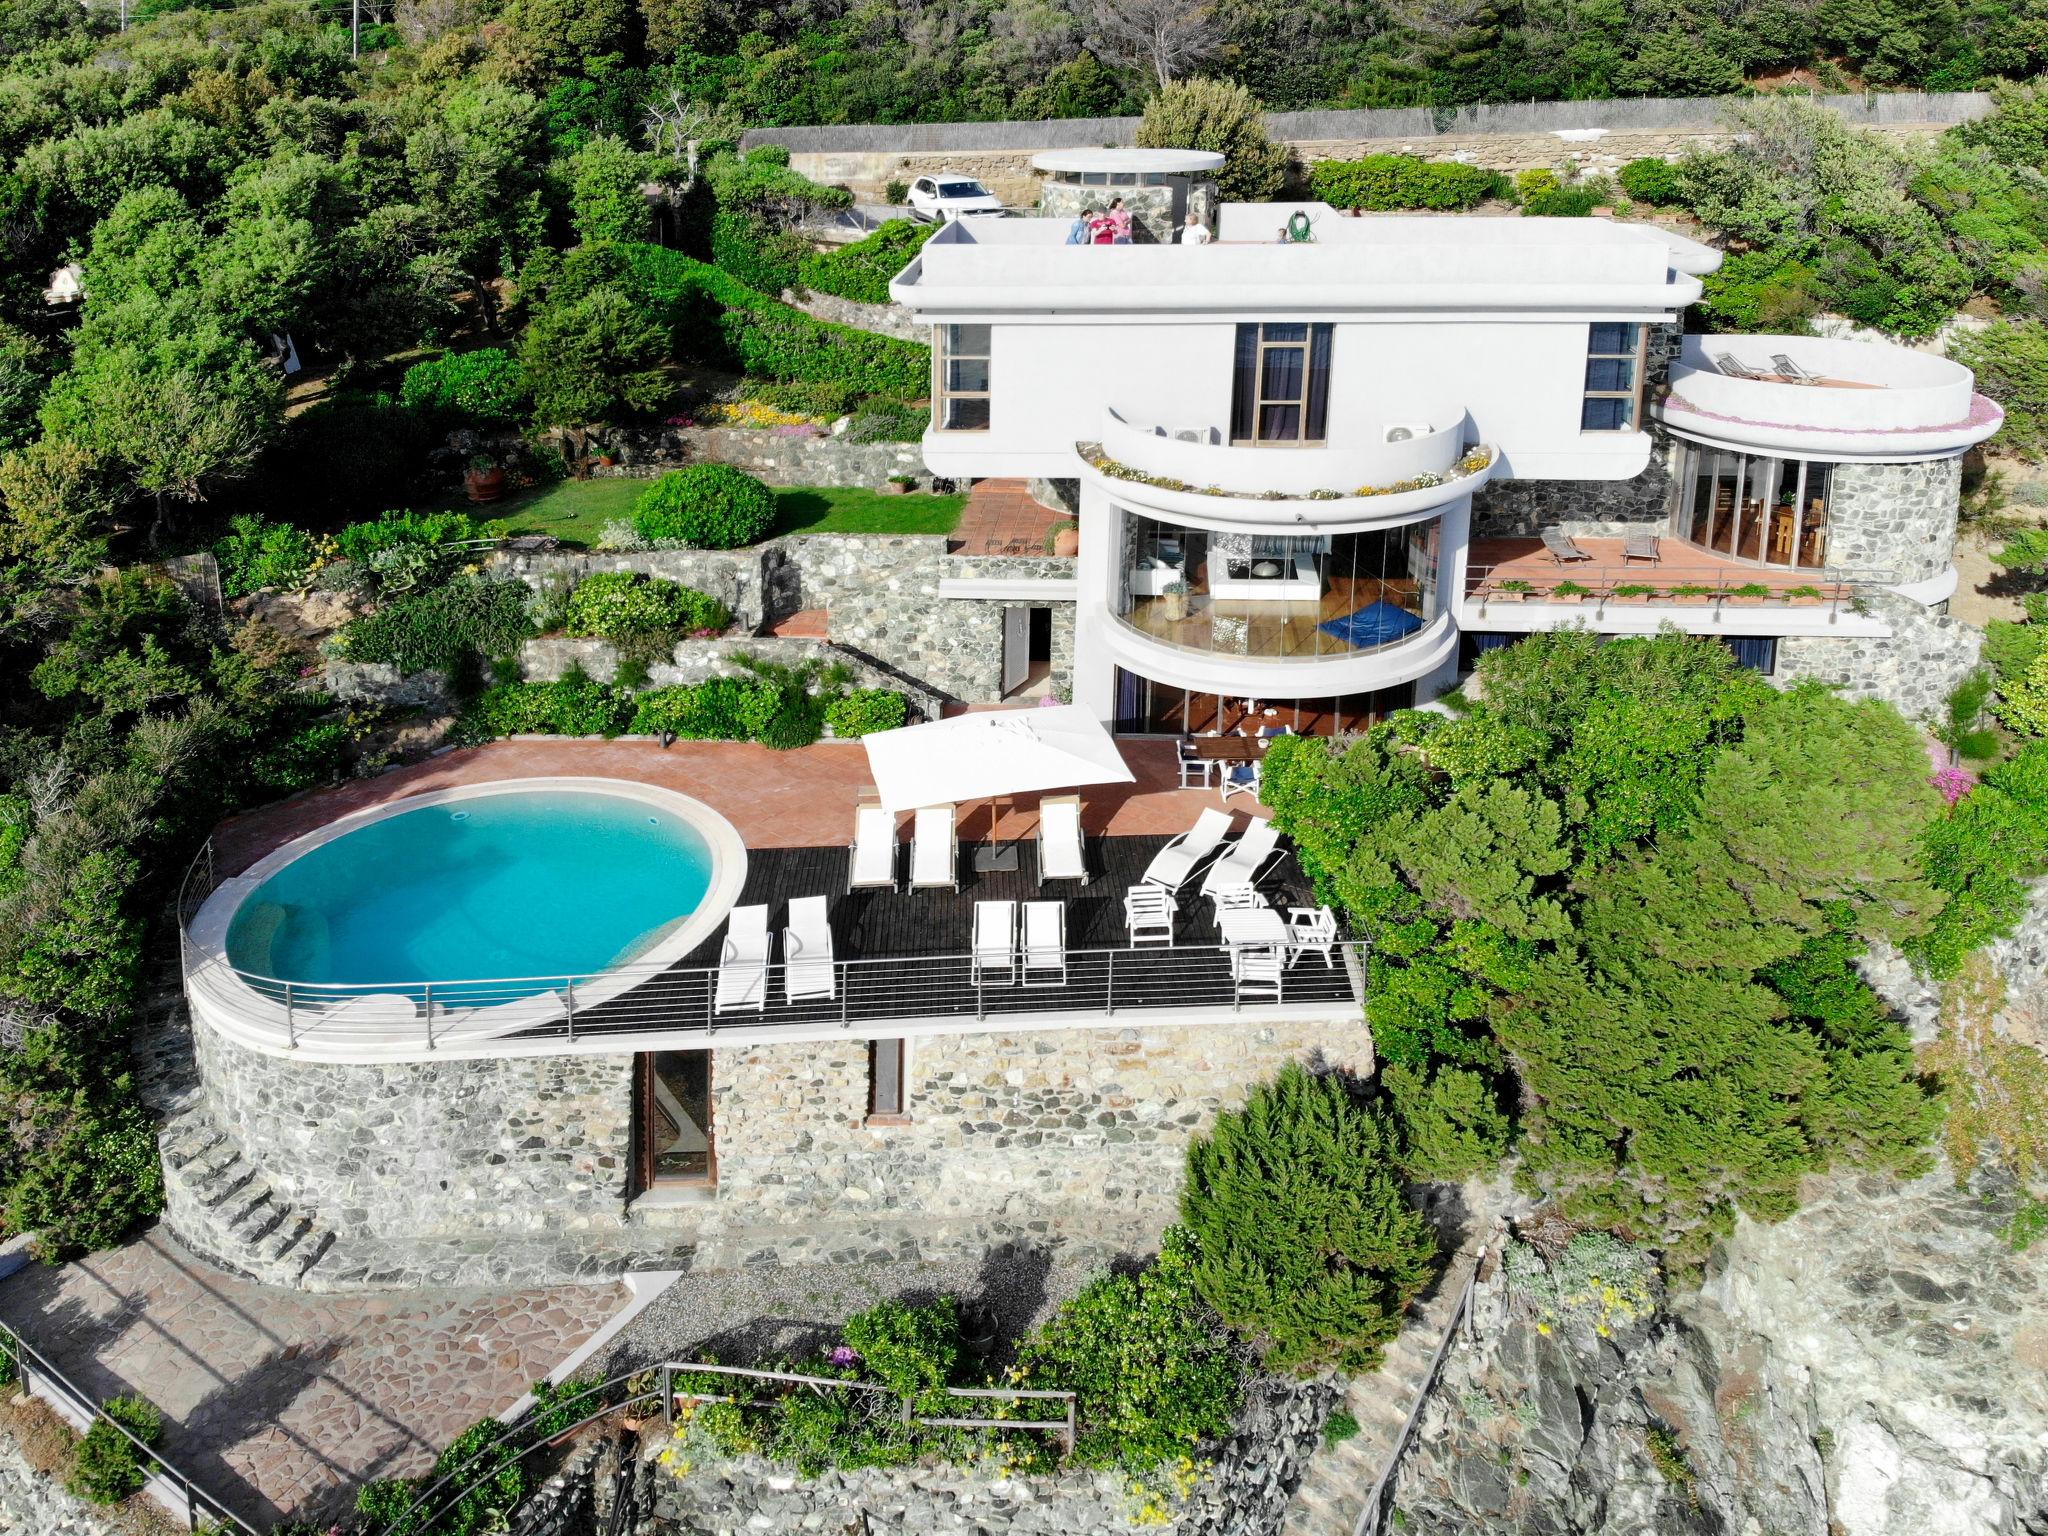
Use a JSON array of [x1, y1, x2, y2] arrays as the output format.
[[485, 478, 965, 548]]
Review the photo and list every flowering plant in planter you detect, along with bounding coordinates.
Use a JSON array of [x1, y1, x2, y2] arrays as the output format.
[[1491, 578, 1532, 599]]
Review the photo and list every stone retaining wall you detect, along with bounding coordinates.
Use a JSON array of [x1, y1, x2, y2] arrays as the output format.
[[1776, 587, 1983, 723], [678, 426, 926, 487], [752, 92, 1991, 203], [1824, 456, 1963, 585], [831, 550, 1077, 703], [516, 633, 950, 721], [780, 287, 928, 343], [182, 1010, 1366, 1285]]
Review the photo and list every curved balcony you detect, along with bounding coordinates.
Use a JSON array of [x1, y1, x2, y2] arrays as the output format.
[[1083, 408, 1493, 529], [1658, 334, 2002, 461], [1103, 607, 1459, 700]]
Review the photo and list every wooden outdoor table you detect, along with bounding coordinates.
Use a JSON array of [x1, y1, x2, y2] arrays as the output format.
[[1187, 736, 1267, 763]]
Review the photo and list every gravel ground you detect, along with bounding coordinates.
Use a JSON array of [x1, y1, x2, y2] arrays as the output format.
[[604, 1245, 1114, 1374]]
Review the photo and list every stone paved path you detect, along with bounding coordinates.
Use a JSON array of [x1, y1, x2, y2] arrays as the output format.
[[947, 478, 1068, 555], [0, 1230, 625, 1528]]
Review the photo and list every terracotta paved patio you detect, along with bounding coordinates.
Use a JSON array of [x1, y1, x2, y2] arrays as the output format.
[[947, 477, 1070, 556], [0, 1231, 624, 1527], [213, 732, 1254, 879]]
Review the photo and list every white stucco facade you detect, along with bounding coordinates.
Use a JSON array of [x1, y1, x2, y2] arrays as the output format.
[[889, 208, 2001, 730]]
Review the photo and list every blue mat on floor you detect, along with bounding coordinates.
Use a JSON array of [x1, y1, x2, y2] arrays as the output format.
[[1319, 601, 1424, 647]]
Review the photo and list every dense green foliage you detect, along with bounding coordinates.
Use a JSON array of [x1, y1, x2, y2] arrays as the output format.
[[632, 464, 778, 548], [216, 513, 318, 597], [1310, 156, 1510, 210], [461, 673, 635, 739], [1136, 79, 1290, 203], [798, 220, 936, 307], [825, 689, 909, 738], [1908, 742, 2048, 976], [399, 351, 532, 430], [338, 576, 535, 679], [356, 1417, 526, 1536], [1263, 632, 1946, 1267], [67, 1395, 162, 1505], [1181, 1063, 1438, 1373], [560, 571, 730, 641]]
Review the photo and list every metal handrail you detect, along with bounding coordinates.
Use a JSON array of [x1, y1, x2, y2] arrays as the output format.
[[377, 1360, 1076, 1536], [0, 1320, 261, 1536], [1464, 561, 1857, 610]]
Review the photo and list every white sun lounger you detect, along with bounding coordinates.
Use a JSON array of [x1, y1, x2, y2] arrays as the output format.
[[1199, 820, 1285, 899], [911, 804, 958, 891], [1141, 807, 1235, 892], [972, 900, 1017, 986], [1036, 794, 1087, 886], [714, 905, 771, 1013], [1023, 901, 1066, 986], [849, 803, 898, 892], [783, 896, 836, 1002]]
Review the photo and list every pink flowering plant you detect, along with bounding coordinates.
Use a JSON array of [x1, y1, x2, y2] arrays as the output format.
[[1932, 764, 1977, 805]]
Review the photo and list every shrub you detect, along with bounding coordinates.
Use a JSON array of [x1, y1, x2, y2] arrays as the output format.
[[1383, 1062, 1511, 1181], [215, 513, 318, 596], [1181, 1062, 1439, 1373], [632, 464, 777, 549], [1700, 251, 1824, 332], [355, 1478, 419, 1532], [840, 1297, 958, 1405], [67, 1395, 161, 1504], [798, 219, 936, 306], [339, 576, 535, 679], [826, 689, 908, 738], [885, 179, 910, 204], [460, 674, 633, 740], [1520, 185, 1605, 217], [1309, 155, 1509, 211], [710, 209, 813, 294], [527, 1377, 611, 1439], [399, 349, 530, 428], [261, 390, 436, 521], [629, 677, 779, 740], [1952, 319, 2048, 458], [249, 719, 351, 791], [334, 509, 494, 565], [419, 1418, 526, 1536], [1514, 168, 1562, 200], [751, 378, 864, 417], [843, 400, 930, 442], [1617, 157, 1683, 205], [561, 571, 730, 640], [1016, 1227, 1241, 1473], [1907, 741, 2048, 976], [765, 1386, 914, 1476], [1503, 1233, 1658, 1339], [1137, 79, 1290, 202], [0, 1030, 164, 1259], [1322, 1409, 1360, 1446]]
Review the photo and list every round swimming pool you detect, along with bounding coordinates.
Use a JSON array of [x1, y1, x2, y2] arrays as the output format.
[[223, 784, 730, 996]]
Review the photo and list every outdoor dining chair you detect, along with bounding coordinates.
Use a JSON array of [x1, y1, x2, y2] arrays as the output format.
[[715, 905, 771, 1013], [1286, 906, 1339, 968], [972, 900, 1018, 986], [783, 896, 836, 1003], [1022, 901, 1066, 986], [1123, 883, 1176, 947], [1230, 945, 1284, 1003]]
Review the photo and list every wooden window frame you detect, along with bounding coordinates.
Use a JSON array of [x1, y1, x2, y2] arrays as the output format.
[[934, 324, 991, 434], [864, 1038, 911, 1127], [636, 1052, 717, 1191], [1231, 323, 1330, 447], [1580, 323, 1646, 433]]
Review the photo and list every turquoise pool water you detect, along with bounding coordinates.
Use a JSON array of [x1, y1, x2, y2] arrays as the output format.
[[225, 789, 715, 991]]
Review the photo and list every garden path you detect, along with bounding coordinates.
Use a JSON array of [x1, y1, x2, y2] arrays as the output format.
[[0, 1230, 624, 1528]]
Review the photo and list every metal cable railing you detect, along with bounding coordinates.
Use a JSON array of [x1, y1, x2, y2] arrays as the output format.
[[0, 1320, 261, 1536], [1464, 561, 1858, 615]]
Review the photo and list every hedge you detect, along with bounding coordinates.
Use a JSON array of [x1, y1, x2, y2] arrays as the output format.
[[710, 209, 812, 295], [798, 219, 936, 307], [617, 243, 928, 400], [1309, 155, 1509, 211]]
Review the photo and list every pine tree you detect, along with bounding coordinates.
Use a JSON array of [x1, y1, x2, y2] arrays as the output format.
[[1181, 1063, 1438, 1373]]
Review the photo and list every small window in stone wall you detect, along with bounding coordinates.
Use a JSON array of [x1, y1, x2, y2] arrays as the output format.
[[868, 1038, 909, 1122]]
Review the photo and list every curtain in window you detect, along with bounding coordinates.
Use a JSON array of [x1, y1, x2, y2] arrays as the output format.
[[1305, 325, 1332, 442], [1721, 636, 1778, 674], [1230, 326, 1258, 441]]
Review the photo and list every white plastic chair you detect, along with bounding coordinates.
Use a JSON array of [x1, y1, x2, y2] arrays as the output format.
[[1208, 882, 1266, 915], [1176, 741, 1212, 789], [910, 804, 958, 891], [1022, 901, 1066, 986], [1220, 759, 1260, 802], [1199, 820, 1285, 899], [972, 900, 1017, 986], [1036, 795, 1087, 886], [1124, 884, 1175, 947], [848, 802, 898, 892], [1231, 945, 1284, 1002], [783, 896, 836, 1002], [715, 905, 771, 1013], [1287, 906, 1338, 968], [1141, 807, 1235, 891]]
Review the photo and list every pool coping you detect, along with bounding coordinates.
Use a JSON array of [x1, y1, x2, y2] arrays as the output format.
[[186, 777, 749, 1060]]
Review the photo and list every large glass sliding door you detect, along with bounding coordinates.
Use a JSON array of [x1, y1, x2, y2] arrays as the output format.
[[1671, 444, 1833, 570], [639, 1051, 713, 1188], [1112, 672, 1414, 736]]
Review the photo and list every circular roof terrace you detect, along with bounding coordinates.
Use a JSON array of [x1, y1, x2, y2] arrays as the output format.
[[1031, 148, 1225, 176], [1659, 333, 2002, 461]]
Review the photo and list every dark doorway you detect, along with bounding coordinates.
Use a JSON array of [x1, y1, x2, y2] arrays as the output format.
[[639, 1051, 714, 1187]]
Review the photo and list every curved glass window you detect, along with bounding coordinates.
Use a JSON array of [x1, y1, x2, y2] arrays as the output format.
[[1670, 444, 1831, 569], [1118, 511, 1440, 660]]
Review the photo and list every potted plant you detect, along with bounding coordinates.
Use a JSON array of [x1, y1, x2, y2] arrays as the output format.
[[1160, 578, 1189, 622], [959, 1302, 999, 1360], [1610, 582, 1656, 603], [1728, 581, 1772, 605], [463, 453, 505, 504], [1044, 519, 1080, 557], [1491, 577, 1533, 602], [620, 1370, 659, 1432], [1668, 582, 1714, 605], [1551, 579, 1590, 604], [881, 473, 917, 496], [1784, 583, 1824, 602]]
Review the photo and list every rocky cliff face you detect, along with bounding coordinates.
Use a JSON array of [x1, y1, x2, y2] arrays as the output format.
[[1390, 1168, 2048, 1536]]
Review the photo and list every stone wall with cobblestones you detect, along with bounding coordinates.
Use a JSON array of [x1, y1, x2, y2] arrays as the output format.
[[1822, 456, 1962, 584], [516, 633, 948, 721], [780, 287, 928, 343], [830, 550, 1077, 703], [1776, 588, 1983, 723]]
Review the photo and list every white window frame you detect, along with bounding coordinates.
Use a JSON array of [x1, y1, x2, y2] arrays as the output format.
[[934, 324, 991, 433]]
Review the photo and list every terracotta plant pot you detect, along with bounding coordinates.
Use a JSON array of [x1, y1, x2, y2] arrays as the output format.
[[1052, 527, 1080, 557], [879, 481, 906, 495], [463, 467, 505, 504]]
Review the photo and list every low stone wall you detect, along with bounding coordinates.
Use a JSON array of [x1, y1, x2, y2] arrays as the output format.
[[489, 547, 765, 628], [780, 287, 927, 343], [516, 633, 949, 721], [680, 426, 926, 487], [1776, 587, 1983, 723], [830, 550, 1077, 703]]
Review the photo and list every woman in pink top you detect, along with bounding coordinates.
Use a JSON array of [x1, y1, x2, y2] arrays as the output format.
[[1106, 197, 1133, 244]]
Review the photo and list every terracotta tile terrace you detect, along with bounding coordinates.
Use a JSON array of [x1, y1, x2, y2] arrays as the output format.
[[1465, 536, 1855, 604]]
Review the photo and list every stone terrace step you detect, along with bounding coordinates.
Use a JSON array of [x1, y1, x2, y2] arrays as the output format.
[[158, 1105, 343, 1288]]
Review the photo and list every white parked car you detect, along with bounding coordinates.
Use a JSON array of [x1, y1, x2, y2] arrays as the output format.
[[905, 174, 1004, 222]]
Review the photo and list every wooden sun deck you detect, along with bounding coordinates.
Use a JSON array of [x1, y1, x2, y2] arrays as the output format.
[[1465, 537, 1852, 603]]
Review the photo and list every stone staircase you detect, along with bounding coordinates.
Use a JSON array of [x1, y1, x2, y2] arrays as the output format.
[[1279, 1244, 1488, 1536], [157, 1107, 342, 1288]]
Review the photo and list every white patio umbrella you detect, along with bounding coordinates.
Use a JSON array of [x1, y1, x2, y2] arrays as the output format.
[[861, 705, 1136, 866]]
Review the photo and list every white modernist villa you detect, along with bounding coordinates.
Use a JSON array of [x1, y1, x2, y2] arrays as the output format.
[[891, 198, 2002, 735]]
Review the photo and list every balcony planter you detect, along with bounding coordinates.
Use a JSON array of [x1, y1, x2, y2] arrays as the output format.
[[1549, 581, 1591, 605], [1044, 519, 1080, 557], [1608, 584, 1657, 604], [1727, 583, 1773, 607], [1668, 584, 1715, 606], [1489, 579, 1532, 603], [1783, 584, 1825, 604]]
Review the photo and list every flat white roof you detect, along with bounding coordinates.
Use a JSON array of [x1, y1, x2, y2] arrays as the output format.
[[1031, 148, 1225, 174], [893, 204, 1718, 315]]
